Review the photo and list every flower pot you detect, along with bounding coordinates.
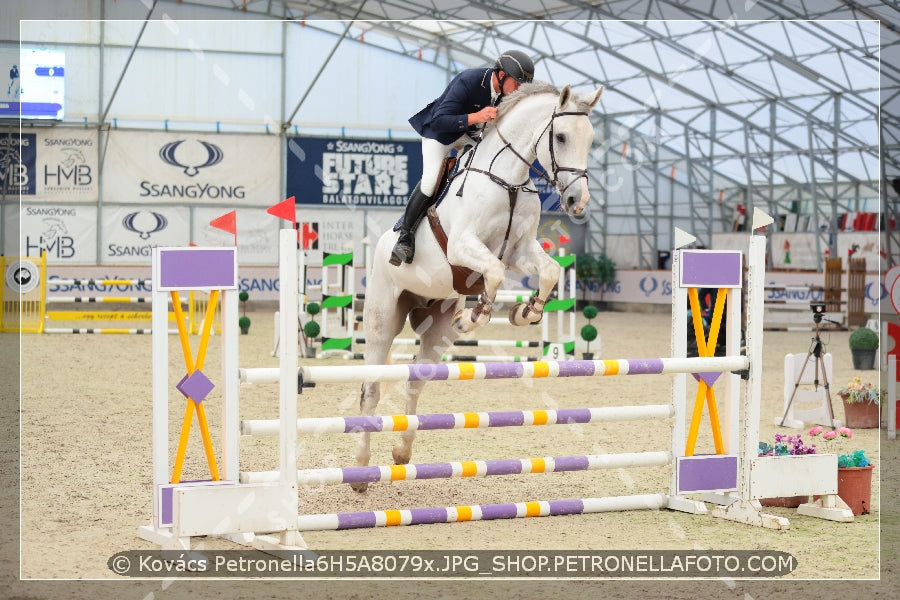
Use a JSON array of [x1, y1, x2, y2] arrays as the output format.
[[240, 326, 249, 335], [850, 348, 876, 370], [841, 394, 880, 428], [304, 347, 317, 358], [759, 495, 808, 508], [582, 352, 594, 360], [837, 465, 874, 515]]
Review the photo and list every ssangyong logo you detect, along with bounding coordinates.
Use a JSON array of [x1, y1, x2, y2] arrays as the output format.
[[159, 139, 223, 176], [123, 211, 168, 239]]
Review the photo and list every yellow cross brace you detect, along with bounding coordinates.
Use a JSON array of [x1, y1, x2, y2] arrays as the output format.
[[169, 289, 221, 483], [684, 287, 727, 457]]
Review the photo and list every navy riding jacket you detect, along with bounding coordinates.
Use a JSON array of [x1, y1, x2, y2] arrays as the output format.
[[408, 67, 494, 145]]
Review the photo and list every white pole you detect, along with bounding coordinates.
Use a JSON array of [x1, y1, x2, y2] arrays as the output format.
[[279, 229, 300, 544], [150, 250, 169, 531]]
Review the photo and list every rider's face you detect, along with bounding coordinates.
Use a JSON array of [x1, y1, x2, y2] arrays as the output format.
[[499, 72, 521, 95]]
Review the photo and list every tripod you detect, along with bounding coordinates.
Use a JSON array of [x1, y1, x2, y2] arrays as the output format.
[[779, 315, 842, 428]]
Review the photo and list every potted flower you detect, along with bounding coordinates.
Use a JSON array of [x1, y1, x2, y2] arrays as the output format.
[[837, 376, 883, 428], [848, 326, 878, 370], [756, 433, 817, 507], [809, 426, 874, 515], [580, 305, 599, 359]]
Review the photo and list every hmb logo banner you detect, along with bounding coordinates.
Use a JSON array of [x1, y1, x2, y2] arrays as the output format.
[[0, 132, 36, 195]]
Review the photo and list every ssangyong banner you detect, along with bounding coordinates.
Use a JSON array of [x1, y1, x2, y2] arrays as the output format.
[[101, 131, 280, 205], [286, 136, 422, 207], [101, 206, 190, 265]]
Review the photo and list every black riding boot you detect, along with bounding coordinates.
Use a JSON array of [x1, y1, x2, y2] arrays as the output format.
[[390, 183, 433, 266]]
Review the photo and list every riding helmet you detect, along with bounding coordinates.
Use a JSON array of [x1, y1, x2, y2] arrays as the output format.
[[494, 50, 535, 84]]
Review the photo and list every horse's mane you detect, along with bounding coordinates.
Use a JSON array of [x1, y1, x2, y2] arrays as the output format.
[[495, 80, 596, 122]]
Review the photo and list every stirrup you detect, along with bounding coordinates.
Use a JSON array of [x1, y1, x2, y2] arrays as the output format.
[[389, 240, 414, 266]]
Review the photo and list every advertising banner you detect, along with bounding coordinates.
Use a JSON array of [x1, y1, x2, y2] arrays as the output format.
[[101, 206, 190, 265], [17, 204, 97, 264], [286, 136, 422, 207], [101, 131, 280, 205], [1, 129, 99, 201]]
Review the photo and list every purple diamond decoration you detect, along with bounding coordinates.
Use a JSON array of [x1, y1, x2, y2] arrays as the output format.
[[691, 371, 722, 387], [176, 370, 215, 404]]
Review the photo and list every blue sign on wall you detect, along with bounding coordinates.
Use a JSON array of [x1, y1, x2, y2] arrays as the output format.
[[286, 136, 422, 207]]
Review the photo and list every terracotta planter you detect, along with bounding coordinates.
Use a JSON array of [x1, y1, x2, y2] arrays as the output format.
[[837, 465, 874, 515], [841, 394, 880, 428], [759, 495, 808, 508]]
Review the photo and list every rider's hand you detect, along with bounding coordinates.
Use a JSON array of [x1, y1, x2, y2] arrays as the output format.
[[468, 106, 497, 125]]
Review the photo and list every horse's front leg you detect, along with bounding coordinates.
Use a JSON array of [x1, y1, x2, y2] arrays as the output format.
[[506, 239, 562, 326], [446, 240, 505, 334], [354, 381, 379, 492]]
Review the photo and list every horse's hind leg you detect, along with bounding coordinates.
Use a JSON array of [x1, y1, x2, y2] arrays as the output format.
[[507, 239, 562, 326], [392, 297, 462, 465]]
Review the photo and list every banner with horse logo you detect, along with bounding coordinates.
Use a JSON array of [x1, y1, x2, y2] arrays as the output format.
[[100, 131, 280, 205]]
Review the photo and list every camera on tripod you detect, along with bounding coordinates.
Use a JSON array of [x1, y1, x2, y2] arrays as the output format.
[[810, 302, 825, 323]]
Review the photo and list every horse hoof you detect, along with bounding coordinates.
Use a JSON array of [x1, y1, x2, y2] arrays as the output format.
[[451, 310, 467, 333], [392, 446, 411, 465], [350, 482, 369, 493]]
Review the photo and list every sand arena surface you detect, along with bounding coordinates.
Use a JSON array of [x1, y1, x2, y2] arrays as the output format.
[[17, 307, 883, 587]]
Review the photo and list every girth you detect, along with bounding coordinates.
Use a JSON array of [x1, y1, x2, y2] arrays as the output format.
[[427, 189, 518, 296]]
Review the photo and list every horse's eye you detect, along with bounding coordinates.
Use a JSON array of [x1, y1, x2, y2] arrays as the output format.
[[555, 133, 566, 144]]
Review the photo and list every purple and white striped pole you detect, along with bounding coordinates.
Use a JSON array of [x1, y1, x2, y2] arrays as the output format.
[[297, 494, 669, 531]]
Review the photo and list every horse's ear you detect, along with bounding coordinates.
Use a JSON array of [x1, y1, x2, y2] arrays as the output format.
[[588, 86, 604, 109], [558, 84, 572, 110]]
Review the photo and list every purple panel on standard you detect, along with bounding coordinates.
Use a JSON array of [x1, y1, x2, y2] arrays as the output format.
[[557, 360, 597, 377], [677, 455, 738, 492], [480, 503, 520, 520], [340, 466, 383, 484], [408, 363, 450, 381], [626, 358, 665, 374], [156, 248, 237, 290], [552, 455, 590, 472], [488, 411, 525, 427], [691, 371, 723, 387], [176, 370, 215, 404], [680, 251, 742, 288], [410, 507, 450, 525], [342, 416, 384, 433], [484, 362, 524, 379], [337, 511, 378, 529], [414, 463, 454, 479], [161, 487, 173, 526], [484, 459, 524, 476], [548, 498, 585, 515], [416, 413, 457, 430], [555, 408, 593, 424]]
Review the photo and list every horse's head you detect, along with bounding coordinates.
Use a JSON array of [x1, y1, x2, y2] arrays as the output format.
[[534, 84, 602, 217]]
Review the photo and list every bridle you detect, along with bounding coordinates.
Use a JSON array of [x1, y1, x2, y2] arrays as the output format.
[[455, 107, 591, 197]]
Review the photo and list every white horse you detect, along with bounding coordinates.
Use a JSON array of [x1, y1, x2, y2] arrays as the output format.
[[356, 82, 602, 491]]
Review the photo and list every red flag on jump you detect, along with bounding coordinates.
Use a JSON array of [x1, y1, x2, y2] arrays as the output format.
[[267, 196, 297, 223], [210, 210, 237, 245], [558, 234, 571, 245]]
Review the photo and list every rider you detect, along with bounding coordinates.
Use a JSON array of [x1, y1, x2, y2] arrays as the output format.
[[389, 49, 535, 266]]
